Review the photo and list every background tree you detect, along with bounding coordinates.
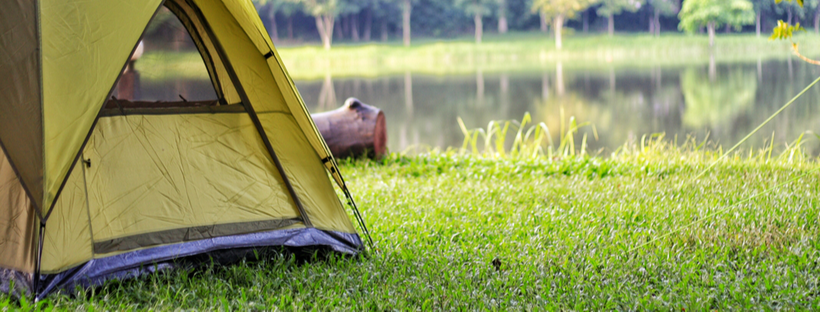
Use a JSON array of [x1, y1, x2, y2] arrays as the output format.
[[678, 0, 755, 47], [291, 0, 343, 49], [455, 0, 496, 43], [336, 0, 366, 42], [648, 0, 678, 36], [254, 0, 301, 41], [498, 0, 509, 33], [749, 0, 774, 36], [596, 0, 644, 36], [531, 0, 599, 50], [396, 0, 416, 46]]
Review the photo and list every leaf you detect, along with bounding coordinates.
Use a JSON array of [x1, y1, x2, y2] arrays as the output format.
[[776, 0, 804, 6], [770, 20, 804, 41]]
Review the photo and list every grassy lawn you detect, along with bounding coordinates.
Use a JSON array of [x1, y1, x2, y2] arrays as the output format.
[[5, 140, 820, 310], [137, 32, 820, 81]]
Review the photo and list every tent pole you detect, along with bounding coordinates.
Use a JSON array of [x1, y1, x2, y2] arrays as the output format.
[[32, 221, 44, 300], [338, 170, 374, 250]]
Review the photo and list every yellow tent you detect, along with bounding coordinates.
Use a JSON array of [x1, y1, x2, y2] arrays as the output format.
[[0, 0, 368, 298]]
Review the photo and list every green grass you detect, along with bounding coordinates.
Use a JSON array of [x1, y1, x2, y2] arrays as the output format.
[[4, 136, 820, 310], [137, 32, 820, 81]]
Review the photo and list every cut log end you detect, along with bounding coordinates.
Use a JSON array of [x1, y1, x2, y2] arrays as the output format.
[[373, 111, 386, 157], [312, 98, 388, 160]]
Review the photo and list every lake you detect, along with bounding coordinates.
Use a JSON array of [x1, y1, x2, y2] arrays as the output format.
[[293, 59, 820, 155], [125, 53, 820, 155]]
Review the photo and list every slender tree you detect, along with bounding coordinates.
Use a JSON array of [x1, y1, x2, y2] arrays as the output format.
[[393, 0, 416, 46], [498, 0, 509, 33], [290, 0, 343, 49], [456, 0, 496, 43], [678, 0, 755, 47], [648, 0, 678, 36], [597, 0, 644, 36], [254, 0, 301, 42], [369, 0, 400, 42], [531, 0, 599, 49]]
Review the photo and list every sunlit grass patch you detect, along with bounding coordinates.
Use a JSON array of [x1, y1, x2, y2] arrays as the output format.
[[3, 118, 820, 310]]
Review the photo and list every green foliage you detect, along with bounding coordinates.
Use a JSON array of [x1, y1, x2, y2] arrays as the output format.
[[530, 0, 598, 19], [649, 0, 679, 15], [253, 0, 302, 15], [776, 0, 805, 6], [597, 0, 644, 17], [289, 0, 343, 16], [770, 20, 805, 40], [678, 0, 756, 32], [454, 0, 497, 17]]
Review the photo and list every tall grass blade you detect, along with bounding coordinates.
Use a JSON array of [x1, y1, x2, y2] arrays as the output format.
[[697, 75, 820, 178]]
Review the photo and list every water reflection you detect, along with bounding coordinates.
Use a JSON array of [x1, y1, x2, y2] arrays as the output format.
[[293, 59, 820, 154]]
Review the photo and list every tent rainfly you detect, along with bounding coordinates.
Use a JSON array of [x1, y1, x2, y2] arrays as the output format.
[[0, 0, 370, 299]]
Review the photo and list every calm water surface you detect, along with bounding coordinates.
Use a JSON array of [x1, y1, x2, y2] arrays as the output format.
[[292, 60, 820, 154]]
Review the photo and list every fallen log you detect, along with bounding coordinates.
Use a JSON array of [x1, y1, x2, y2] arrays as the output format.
[[312, 98, 387, 159]]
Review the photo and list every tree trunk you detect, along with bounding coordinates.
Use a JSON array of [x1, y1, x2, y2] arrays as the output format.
[[649, 18, 654, 34], [540, 12, 548, 32], [498, 0, 508, 34], [334, 18, 344, 40], [608, 14, 614, 36], [815, 9, 820, 34], [654, 8, 660, 36], [351, 13, 360, 42], [381, 19, 388, 42], [312, 98, 387, 159], [268, 8, 279, 42], [554, 15, 564, 50], [707, 21, 715, 48], [402, 0, 412, 47], [315, 15, 335, 50], [725, 23, 730, 34], [787, 6, 793, 25], [474, 13, 483, 44], [756, 12, 761, 37], [342, 15, 350, 39], [363, 9, 372, 41], [287, 16, 294, 39], [583, 11, 589, 33]]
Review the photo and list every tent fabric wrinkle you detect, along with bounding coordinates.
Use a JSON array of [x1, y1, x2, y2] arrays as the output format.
[[41, 0, 164, 215], [1, 0, 365, 298]]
